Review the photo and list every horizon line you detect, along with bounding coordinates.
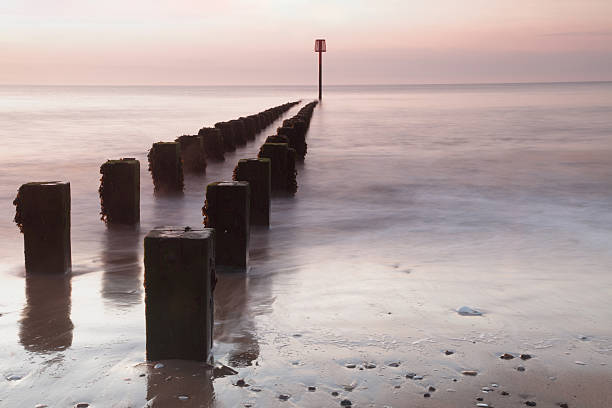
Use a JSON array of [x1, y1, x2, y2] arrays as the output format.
[[1, 79, 611, 88]]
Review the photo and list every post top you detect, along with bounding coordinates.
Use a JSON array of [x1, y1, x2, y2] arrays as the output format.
[[146, 226, 214, 240], [22, 181, 69, 187]]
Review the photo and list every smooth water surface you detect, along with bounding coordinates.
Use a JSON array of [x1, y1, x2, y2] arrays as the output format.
[[1, 83, 612, 407]]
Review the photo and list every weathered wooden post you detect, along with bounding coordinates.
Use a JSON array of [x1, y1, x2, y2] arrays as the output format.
[[144, 226, 215, 361], [241, 117, 256, 141], [13, 181, 71, 274], [215, 122, 236, 152], [99, 158, 140, 224], [198, 127, 225, 161], [233, 158, 271, 226], [203, 181, 250, 270], [258, 143, 297, 194], [229, 119, 247, 146], [265, 135, 289, 144], [176, 135, 207, 173], [278, 123, 307, 161], [147, 142, 184, 193]]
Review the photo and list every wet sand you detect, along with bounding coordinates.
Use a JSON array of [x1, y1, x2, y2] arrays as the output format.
[[1, 83, 612, 407]]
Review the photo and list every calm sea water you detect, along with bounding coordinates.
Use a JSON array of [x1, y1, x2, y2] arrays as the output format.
[[1, 83, 612, 407]]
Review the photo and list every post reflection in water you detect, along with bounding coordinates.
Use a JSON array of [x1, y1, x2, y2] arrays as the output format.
[[101, 225, 143, 308], [213, 227, 275, 369], [19, 273, 74, 353]]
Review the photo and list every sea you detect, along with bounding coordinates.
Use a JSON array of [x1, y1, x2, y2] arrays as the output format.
[[1, 83, 611, 407]]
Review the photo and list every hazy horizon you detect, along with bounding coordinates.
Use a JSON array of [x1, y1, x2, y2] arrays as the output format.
[[2, 0, 611, 86]]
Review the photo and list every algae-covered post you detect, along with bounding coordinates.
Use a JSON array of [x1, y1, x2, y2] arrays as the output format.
[[144, 226, 215, 361], [99, 158, 140, 224], [258, 143, 298, 194], [233, 158, 271, 226], [203, 181, 250, 270], [176, 135, 207, 173], [147, 142, 184, 193], [198, 127, 225, 161], [13, 181, 71, 274], [229, 119, 247, 146], [215, 122, 237, 152]]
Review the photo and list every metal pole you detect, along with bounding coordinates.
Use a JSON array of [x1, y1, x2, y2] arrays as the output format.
[[318, 50, 322, 100]]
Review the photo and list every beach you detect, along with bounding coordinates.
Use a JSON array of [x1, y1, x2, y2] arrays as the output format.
[[1, 82, 612, 407]]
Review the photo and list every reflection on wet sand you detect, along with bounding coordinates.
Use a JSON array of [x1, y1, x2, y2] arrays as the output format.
[[214, 273, 260, 368], [19, 273, 73, 353], [101, 225, 143, 308], [146, 361, 214, 407], [213, 228, 275, 368]]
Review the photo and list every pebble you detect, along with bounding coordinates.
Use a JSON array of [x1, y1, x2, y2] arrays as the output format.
[[6, 375, 22, 381], [445, 350, 454, 355], [75, 404, 90, 408], [235, 379, 248, 387], [405, 373, 416, 379], [520, 354, 532, 360], [525, 402, 537, 407], [413, 375, 424, 380], [340, 400, 352, 406], [500, 353, 514, 360], [461, 370, 478, 376], [365, 363, 376, 369], [279, 394, 290, 401], [517, 366, 526, 372], [308, 386, 316, 391], [428, 386, 436, 392], [35, 405, 48, 408], [501, 391, 510, 396], [332, 391, 339, 397], [394, 385, 401, 389], [557, 404, 569, 408], [457, 306, 483, 316], [491, 384, 499, 388], [139, 373, 146, 377], [476, 397, 483, 401], [250, 387, 262, 392], [476, 404, 489, 408], [575, 361, 587, 366], [345, 363, 356, 369], [482, 387, 493, 392], [388, 362, 400, 367], [423, 393, 431, 398], [153, 363, 165, 369], [446, 389, 456, 392], [177, 395, 189, 401]]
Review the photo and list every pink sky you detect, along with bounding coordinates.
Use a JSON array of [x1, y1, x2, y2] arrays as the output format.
[[1, 0, 611, 85]]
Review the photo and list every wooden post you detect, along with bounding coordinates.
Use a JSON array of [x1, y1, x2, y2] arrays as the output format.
[[258, 143, 297, 194], [13, 181, 71, 274], [176, 135, 207, 173], [241, 117, 256, 141], [144, 226, 215, 361], [148, 142, 184, 193], [203, 181, 250, 270], [229, 119, 247, 146], [265, 135, 289, 144], [215, 122, 237, 152], [233, 159, 271, 226], [198, 127, 225, 161], [99, 158, 140, 224]]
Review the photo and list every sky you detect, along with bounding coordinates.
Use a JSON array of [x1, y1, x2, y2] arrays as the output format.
[[1, 0, 612, 85]]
